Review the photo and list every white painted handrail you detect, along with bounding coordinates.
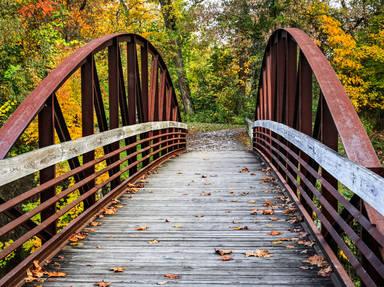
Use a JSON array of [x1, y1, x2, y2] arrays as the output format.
[[0, 121, 187, 187], [253, 120, 384, 216]]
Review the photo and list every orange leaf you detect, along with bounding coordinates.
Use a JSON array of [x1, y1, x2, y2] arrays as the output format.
[[164, 273, 180, 279]]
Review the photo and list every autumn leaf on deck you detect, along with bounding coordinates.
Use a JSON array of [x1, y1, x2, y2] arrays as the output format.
[[95, 280, 111, 287], [103, 206, 117, 215], [262, 209, 274, 215], [135, 225, 149, 231], [298, 240, 315, 247], [269, 216, 279, 221], [110, 266, 125, 272], [148, 239, 159, 244], [239, 167, 249, 173], [247, 200, 256, 204], [304, 255, 328, 268], [318, 265, 332, 277], [263, 200, 273, 207], [245, 249, 272, 257], [262, 167, 271, 173], [46, 271, 66, 277], [220, 255, 233, 261], [232, 225, 248, 230], [269, 231, 282, 236], [164, 273, 180, 279], [214, 248, 232, 256], [69, 232, 87, 243], [262, 176, 274, 183], [283, 207, 297, 214], [90, 221, 102, 227], [286, 244, 295, 249]]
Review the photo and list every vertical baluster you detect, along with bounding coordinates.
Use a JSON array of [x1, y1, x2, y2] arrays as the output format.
[[108, 39, 120, 188], [128, 39, 138, 174], [39, 95, 56, 238], [141, 43, 150, 167], [298, 52, 313, 214], [81, 56, 95, 208]]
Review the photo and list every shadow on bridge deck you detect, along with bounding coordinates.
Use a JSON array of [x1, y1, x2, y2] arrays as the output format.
[[33, 138, 334, 286]]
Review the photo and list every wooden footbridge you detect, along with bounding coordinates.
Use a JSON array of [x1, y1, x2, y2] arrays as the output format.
[[0, 29, 383, 287]]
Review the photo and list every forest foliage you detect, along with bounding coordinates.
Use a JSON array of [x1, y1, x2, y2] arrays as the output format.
[[0, 0, 383, 127]]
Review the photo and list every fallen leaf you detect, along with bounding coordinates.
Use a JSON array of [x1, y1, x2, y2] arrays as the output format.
[[220, 255, 233, 261], [157, 281, 168, 285], [262, 176, 274, 183], [232, 225, 248, 230], [269, 216, 279, 221], [90, 221, 101, 227], [164, 274, 180, 279], [247, 200, 256, 204], [245, 249, 272, 258], [283, 207, 296, 214], [269, 231, 282, 236], [298, 240, 315, 247], [286, 245, 295, 249], [262, 209, 274, 215], [318, 266, 332, 277], [215, 249, 232, 256], [111, 266, 125, 272], [103, 206, 117, 215], [149, 239, 159, 245], [69, 232, 87, 243], [263, 200, 273, 207], [135, 225, 148, 231], [46, 271, 66, 277], [240, 167, 249, 173], [95, 280, 111, 287], [304, 255, 328, 268]]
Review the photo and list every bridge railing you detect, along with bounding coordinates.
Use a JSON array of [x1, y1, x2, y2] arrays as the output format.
[[0, 33, 186, 286], [253, 28, 384, 286]]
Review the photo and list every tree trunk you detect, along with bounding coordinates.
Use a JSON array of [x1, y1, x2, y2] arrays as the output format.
[[159, 0, 194, 115]]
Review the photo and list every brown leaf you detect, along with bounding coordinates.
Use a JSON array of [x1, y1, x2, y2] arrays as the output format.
[[263, 200, 273, 207], [240, 167, 250, 173], [215, 248, 232, 256], [245, 249, 271, 258], [269, 231, 282, 236], [111, 266, 125, 272], [164, 273, 180, 280], [148, 239, 159, 245], [46, 271, 67, 277], [262, 176, 274, 183], [269, 216, 279, 221], [103, 206, 117, 215], [298, 240, 315, 247], [95, 280, 111, 287], [318, 266, 332, 277], [283, 207, 296, 214], [262, 209, 274, 215], [220, 255, 233, 261], [135, 225, 148, 231], [90, 221, 101, 227], [304, 255, 328, 268], [69, 232, 87, 243]]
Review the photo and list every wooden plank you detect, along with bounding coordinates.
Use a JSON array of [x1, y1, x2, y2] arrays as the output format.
[[35, 150, 333, 287]]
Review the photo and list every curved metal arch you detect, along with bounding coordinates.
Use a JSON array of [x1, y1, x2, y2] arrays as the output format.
[[0, 33, 182, 159], [255, 28, 380, 167]]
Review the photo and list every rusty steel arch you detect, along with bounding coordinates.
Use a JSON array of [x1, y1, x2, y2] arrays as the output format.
[[253, 28, 383, 286], [0, 33, 186, 286]]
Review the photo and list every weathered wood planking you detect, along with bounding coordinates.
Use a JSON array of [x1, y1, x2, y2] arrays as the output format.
[[0, 121, 187, 187], [36, 151, 333, 286], [253, 120, 384, 216]]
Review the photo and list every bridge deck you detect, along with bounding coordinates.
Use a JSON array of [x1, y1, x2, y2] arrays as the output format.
[[38, 150, 333, 286]]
